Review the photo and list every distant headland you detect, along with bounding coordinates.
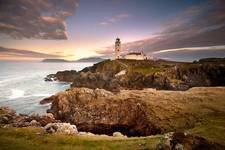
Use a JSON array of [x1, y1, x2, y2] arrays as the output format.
[[42, 57, 105, 63]]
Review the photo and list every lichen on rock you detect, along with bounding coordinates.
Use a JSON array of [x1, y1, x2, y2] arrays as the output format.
[[44, 123, 78, 135]]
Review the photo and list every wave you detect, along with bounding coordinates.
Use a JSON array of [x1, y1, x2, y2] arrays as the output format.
[[0, 76, 26, 87], [32, 94, 51, 97], [22, 93, 51, 98], [9, 89, 25, 99]]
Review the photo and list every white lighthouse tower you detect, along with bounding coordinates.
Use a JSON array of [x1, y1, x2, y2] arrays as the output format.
[[115, 38, 121, 59]]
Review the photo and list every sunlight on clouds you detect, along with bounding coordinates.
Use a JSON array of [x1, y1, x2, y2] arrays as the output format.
[[152, 45, 225, 54]]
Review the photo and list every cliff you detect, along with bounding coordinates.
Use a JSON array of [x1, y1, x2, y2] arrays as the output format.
[[45, 58, 225, 91]]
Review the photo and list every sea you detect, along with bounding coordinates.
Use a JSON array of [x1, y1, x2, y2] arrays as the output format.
[[0, 61, 94, 115]]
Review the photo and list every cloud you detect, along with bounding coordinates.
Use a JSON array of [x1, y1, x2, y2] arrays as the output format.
[[96, 0, 225, 61], [0, 0, 79, 40], [152, 45, 225, 54], [99, 13, 130, 26], [0, 46, 61, 60], [152, 46, 225, 62], [149, 0, 225, 50]]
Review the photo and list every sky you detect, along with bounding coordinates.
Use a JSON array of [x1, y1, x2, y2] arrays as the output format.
[[0, 0, 225, 61]]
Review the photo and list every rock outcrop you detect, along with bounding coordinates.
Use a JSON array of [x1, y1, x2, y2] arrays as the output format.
[[158, 132, 225, 150], [45, 58, 225, 91], [0, 107, 59, 128], [45, 70, 77, 82], [46, 88, 159, 136], [44, 87, 225, 137]]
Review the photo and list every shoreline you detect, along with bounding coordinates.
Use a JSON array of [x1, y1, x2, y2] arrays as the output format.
[[1, 58, 225, 149], [1, 85, 225, 149]]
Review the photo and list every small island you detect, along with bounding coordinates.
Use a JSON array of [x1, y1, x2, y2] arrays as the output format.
[[42, 59, 69, 63]]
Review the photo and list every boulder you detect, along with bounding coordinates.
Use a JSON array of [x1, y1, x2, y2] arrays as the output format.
[[78, 132, 95, 136], [0, 107, 17, 125], [113, 132, 127, 137], [0, 116, 9, 124], [44, 123, 78, 135], [29, 120, 40, 126]]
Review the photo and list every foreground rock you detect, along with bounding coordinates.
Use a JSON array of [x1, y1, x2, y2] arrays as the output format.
[[44, 87, 225, 137], [45, 70, 77, 82], [45, 58, 225, 91], [158, 132, 225, 150], [44, 123, 78, 135], [0, 107, 59, 127], [46, 88, 158, 136], [113, 132, 127, 138]]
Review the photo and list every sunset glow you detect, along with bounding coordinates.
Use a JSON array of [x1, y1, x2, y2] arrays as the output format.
[[0, 0, 225, 61]]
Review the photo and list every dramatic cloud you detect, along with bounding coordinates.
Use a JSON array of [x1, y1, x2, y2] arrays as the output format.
[[152, 46, 225, 62], [99, 13, 130, 26], [0, 46, 61, 60], [152, 46, 225, 54], [97, 0, 225, 61], [0, 0, 79, 40]]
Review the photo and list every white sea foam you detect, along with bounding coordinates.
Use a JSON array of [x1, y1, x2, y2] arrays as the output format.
[[9, 89, 25, 99], [0, 61, 94, 114], [23, 94, 51, 98], [0, 76, 26, 87]]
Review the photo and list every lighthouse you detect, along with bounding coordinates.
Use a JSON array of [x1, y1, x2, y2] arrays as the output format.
[[115, 38, 121, 59]]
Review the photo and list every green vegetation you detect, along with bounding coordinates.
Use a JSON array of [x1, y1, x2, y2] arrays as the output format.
[[1, 114, 224, 150], [129, 66, 164, 75], [0, 109, 5, 115], [186, 114, 225, 146], [0, 127, 162, 150]]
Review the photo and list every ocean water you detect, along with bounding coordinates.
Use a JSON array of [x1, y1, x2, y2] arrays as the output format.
[[0, 61, 94, 115]]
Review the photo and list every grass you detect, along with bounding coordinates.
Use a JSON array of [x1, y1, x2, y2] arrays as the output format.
[[0, 127, 162, 150], [95, 59, 177, 76], [0, 110, 5, 115], [129, 66, 163, 75], [186, 114, 225, 146]]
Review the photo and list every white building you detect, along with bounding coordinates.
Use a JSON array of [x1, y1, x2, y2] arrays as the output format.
[[114, 38, 149, 60], [124, 52, 148, 60]]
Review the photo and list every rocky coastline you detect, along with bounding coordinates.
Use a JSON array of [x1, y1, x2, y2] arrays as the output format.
[[41, 87, 225, 136], [0, 103, 225, 150], [1, 58, 225, 149], [42, 58, 225, 148], [45, 58, 225, 92]]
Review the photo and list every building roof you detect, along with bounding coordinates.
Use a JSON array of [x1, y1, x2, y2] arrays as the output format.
[[126, 52, 142, 55]]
